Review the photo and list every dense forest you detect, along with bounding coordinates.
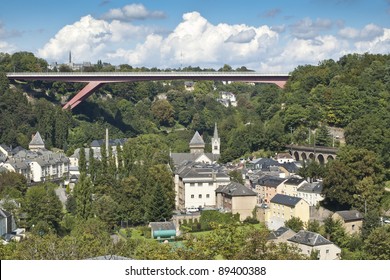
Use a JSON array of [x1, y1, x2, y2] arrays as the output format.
[[0, 51, 390, 260]]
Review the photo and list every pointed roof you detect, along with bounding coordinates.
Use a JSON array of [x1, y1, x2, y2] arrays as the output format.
[[189, 131, 205, 146], [213, 123, 219, 139], [29, 132, 45, 146]]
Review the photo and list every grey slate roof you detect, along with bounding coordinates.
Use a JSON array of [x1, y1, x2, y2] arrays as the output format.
[[334, 210, 363, 221], [280, 162, 300, 173], [29, 132, 45, 146], [257, 175, 286, 188], [288, 230, 333, 246], [149, 221, 176, 231], [216, 182, 257, 197], [297, 182, 323, 194], [284, 177, 305, 186], [189, 131, 205, 146], [270, 193, 302, 207], [268, 227, 296, 240]]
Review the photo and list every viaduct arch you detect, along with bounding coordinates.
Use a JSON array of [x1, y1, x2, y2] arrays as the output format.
[[286, 145, 338, 164]]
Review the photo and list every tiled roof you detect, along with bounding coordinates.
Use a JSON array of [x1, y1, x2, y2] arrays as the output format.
[[284, 177, 305, 185], [297, 182, 323, 194]]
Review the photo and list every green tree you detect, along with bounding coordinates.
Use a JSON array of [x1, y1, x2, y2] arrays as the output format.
[[364, 226, 390, 260], [284, 217, 304, 232], [151, 99, 175, 127], [73, 173, 94, 220], [22, 183, 63, 232]]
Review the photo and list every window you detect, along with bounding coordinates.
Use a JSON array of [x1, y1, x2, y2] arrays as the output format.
[[206, 194, 210, 198], [190, 183, 195, 187], [352, 224, 355, 231], [199, 194, 202, 198], [326, 249, 329, 254], [191, 195, 194, 199]]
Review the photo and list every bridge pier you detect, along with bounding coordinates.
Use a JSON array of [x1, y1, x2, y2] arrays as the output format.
[[63, 81, 104, 110]]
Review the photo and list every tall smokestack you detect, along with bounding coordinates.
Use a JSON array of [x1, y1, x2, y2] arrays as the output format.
[[69, 51, 72, 64], [105, 128, 109, 157]]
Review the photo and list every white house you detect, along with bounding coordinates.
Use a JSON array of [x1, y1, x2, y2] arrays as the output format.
[[174, 161, 230, 211], [297, 181, 324, 207], [288, 230, 341, 260]]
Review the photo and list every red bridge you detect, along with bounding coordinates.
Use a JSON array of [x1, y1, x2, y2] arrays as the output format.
[[7, 72, 290, 109]]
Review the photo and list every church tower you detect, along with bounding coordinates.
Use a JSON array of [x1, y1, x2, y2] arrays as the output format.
[[189, 131, 205, 154], [211, 123, 220, 155]]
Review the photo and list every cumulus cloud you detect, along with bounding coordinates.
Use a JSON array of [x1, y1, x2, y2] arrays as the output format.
[[102, 4, 165, 21], [37, 10, 390, 72], [289, 18, 333, 39], [0, 41, 16, 53], [37, 15, 154, 62], [106, 12, 280, 69], [339, 23, 384, 41]]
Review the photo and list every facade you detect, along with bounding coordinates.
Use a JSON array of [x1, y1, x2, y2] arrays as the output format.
[[217, 91, 237, 107], [174, 161, 230, 211], [279, 177, 306, 197], [288, 230, 341, 260], [297, 181, 324, 207], [255, 176, 286, 204], [332, 210, 363, 235], [0, 208, 16, 238], [268, 194, 310, 230], [275, 153, 295, 164], [216, 182, 257, 221]]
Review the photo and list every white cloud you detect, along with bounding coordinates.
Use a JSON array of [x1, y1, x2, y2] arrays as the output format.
[[102, 4, 165, 21], [108, 12, 279, 69], [36, 11, 390, 72], [37, 15, 153, 62], [339, 23, 384, 41]]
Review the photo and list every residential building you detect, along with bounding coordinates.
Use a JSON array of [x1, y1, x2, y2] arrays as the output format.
[[268, 194, 310, 230], [275, 152, 295, 164], [297, 181, 324, 207], [216, 182, 257, 221], [288, 230, 341, 260], [332, 210, 363, 235], [279, 177, 306, 197], [246, 158, 280, 171], [217, 91, 237, 107], [1, 133, 69, 183], [255, 175, 286, 204], [0, 208, 16, 238], [174, 161, 230, 211]]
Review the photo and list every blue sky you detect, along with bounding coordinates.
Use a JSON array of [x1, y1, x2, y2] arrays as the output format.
[[1, 0, 389, 72]]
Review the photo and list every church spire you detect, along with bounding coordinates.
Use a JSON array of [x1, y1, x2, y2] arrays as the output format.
[[212, 123, 220, 155]]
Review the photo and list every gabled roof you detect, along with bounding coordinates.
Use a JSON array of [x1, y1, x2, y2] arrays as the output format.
[[288, 230, 333, 246], [280, 162, 300, 173], [334, 210, 363, 221], [216, 182, 257, 197], [189, 131, 205, 146], [29, 132, 45, 146], [270, 194, 302, 207]]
